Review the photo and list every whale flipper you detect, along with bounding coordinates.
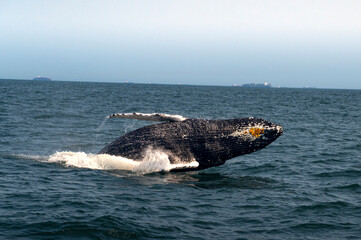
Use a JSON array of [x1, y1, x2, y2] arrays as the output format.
[[106, 112, 187, 122]]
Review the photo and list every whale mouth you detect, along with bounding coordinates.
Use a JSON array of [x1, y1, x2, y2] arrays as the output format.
[[266, 123, 283, 135], [272, 124, 283, 136], [261, 124, 283, 141]]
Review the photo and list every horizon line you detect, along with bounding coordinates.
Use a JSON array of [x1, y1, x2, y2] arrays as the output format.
[[1, 78, 360, 91]]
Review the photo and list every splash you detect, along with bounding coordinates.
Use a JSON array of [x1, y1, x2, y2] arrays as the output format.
[[94, 116, 110, 143], [132, 148, 173, 173], [48, 152, 138, 171], [132, 148, 199, 174], [39, 148, 199, 173], [96, 116, 110, 132]]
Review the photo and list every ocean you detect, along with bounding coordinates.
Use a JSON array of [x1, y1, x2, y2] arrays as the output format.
[[0, 79, 360, 239]]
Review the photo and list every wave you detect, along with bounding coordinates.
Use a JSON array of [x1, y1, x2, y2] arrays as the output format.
[[16, 148, 199, 174]]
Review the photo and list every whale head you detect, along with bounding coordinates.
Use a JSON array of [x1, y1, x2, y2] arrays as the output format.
[[228, 117, 283, 152], [187, 117, 283, 170]]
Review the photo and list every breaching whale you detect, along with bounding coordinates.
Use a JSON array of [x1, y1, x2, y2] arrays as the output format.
[[99, 113, 283, 172]]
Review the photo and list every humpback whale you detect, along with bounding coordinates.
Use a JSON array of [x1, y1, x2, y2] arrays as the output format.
[[99, 113, 283, 172]]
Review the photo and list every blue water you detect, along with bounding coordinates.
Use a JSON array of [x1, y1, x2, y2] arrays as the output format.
[[1, 79, 360, 239]]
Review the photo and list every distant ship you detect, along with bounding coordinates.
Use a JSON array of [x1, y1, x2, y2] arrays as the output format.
[[234, 82, 272, 88], [32, 76, 51, 81]]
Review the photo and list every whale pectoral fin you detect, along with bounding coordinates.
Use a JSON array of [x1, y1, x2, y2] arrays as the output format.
[[106, 113, 188, 122]]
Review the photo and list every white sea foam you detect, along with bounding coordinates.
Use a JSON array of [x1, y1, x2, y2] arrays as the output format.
[[13, 154, 49, 162], [132, 148, 199, 174], [21, 148, 199, 173], [48, 151, 138, 171]]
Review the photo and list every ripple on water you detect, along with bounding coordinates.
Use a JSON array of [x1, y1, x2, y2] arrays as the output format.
[[19, 217, 140, 239], [188, 173, 276, 190], [314, 169, 361, 178], [334, 183, 361, 191], [292, 201, 353, 212]]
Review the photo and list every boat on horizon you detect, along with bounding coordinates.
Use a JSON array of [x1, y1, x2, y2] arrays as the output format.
[[32, 76, 51, 81], [233, 82, 272, 88]]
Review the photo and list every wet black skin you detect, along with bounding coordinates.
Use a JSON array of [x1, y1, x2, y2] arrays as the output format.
[[99, 118, 283, 171]]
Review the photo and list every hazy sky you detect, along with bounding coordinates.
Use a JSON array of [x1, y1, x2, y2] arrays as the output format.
[[1, 0, 360, 88]]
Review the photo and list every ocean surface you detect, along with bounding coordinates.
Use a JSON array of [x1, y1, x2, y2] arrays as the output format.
[[0, 79, 360, 239]]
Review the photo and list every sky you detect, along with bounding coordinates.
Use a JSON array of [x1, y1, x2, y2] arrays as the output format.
[[0, 0, 360, 89]]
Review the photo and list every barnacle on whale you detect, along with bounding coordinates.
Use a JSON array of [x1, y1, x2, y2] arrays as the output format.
[[249, 127, 265, 138]]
